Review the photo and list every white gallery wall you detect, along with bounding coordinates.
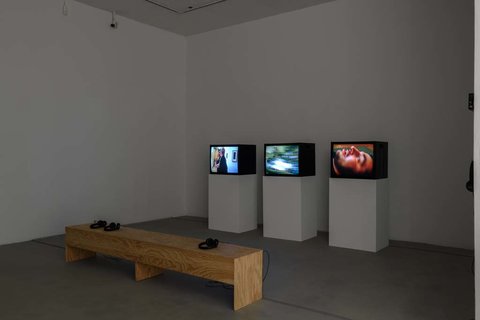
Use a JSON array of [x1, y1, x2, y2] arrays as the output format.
[[0, 0, 474, 250], [187, 0, 474, 249], [0, 0, 187, 245]]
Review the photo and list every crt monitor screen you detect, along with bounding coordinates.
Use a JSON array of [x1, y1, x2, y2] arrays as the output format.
[[265, 145, 299, 176], [210, 146, 239, 174], [331, 143, 374, 178]]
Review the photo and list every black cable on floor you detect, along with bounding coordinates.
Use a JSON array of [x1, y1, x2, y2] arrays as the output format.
[[389, 244, 473, 258], [263, 249, 270, 282], [206, 281, 233, 290], [263, 297, 355, 320]]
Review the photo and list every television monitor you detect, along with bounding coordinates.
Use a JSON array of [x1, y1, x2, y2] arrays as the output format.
[[330, 141, 388, 179], [210, 145, 256, 175], [264, 143, 315, 177]]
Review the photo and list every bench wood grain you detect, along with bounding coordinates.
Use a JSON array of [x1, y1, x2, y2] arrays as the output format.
[[65, 224, 262, 310]]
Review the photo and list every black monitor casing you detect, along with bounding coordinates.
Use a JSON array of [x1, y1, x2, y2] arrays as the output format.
[[330, 141, 388, 179], [209, 144, 256, 175], [264, 143, 316, 177]]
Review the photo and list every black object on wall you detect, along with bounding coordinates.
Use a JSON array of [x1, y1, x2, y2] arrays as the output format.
[[466, 161, 473, 193], [466, 94, 474, 193]]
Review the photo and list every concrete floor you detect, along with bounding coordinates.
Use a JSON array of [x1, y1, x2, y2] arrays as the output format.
[[0, 217, 474, 320]]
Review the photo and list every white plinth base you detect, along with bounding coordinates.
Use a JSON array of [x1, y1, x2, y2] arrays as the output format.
[[263, 176, 318, 241], [208, 174, 257, 233], [329, 178, 389, 252]]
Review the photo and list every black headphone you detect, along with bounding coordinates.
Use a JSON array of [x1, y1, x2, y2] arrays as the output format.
[[90, 220, 107, 229], [104, 222, 121, 232], [89, 220, 121, 232], [198, 238, 219, 250]]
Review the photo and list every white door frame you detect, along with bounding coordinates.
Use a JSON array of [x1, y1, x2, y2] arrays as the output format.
[[474, 0, 479, 318]]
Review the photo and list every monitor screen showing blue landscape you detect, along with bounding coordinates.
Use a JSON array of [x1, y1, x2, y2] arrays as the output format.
[[265, 145, 299, 175]]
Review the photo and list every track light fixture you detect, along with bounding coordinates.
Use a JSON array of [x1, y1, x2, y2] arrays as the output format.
[[62, 1, 68, 16], [110, 11, 118, 29]]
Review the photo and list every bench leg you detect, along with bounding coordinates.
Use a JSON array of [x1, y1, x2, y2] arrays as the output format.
[[135, 262, 163, 281], [65, 245, 96, 262], [234, 251, 263, 311]]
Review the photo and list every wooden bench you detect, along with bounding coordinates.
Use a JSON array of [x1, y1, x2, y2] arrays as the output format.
[[65, 224, 262, 310]]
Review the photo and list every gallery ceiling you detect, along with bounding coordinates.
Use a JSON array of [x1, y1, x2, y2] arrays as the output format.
[[74, 0, 335, 35]]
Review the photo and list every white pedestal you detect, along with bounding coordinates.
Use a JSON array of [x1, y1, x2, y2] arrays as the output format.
[[208, 174, 257, 233], [263, 176, 318, 241], [329, 178, 389, 252]]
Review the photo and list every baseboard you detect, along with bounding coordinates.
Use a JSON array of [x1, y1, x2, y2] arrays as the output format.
[[172, 216, 208, 223]]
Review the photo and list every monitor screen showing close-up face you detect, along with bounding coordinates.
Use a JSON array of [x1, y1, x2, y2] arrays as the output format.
[[331, 143, 375, 178], [265, 145, 300, 176], [210, 146, 239, 174]]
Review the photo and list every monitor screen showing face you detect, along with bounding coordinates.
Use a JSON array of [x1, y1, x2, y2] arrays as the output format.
[[331, 143, 374, 178], [265, 145, 299, 176], [210, 146, 239, 174]]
